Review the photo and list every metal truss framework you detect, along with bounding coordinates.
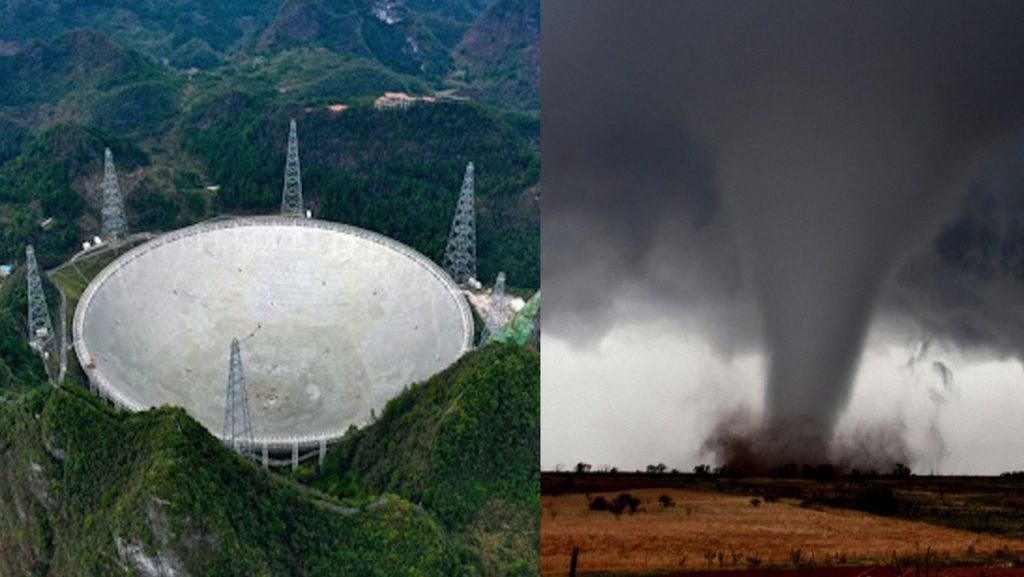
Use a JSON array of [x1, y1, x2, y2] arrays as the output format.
[[223, 338, 256, 459], [25, 245, 54, 353], [281, 119, 304, 217], [101, 148, 128, 240], [442, 162, 476, 284]]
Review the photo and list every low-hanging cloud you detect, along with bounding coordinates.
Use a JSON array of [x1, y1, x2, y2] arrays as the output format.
[[885, 137, 1024, 362]]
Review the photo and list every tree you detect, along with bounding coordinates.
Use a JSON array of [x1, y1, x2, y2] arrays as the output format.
[[891, 463, 912, 478], [609, 493, 641, 516], [575, 462, 591, 474]]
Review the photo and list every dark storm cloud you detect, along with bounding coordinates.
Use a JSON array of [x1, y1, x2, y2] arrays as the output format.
[[541, 6, 740, 341], [885, 137, 1024, 361], [544, 0, 1024, 460]]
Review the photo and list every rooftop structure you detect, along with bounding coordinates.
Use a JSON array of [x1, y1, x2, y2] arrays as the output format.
[[374, 91, 437, 110]]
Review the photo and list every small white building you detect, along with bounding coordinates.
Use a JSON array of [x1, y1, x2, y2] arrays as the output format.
[[374, 92, 437, 110]]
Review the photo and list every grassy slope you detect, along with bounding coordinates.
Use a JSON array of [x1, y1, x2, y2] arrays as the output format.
[[313, 343, 540, 577]]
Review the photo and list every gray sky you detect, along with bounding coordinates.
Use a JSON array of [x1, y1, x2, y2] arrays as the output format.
[[542, 0, 1024, 474]]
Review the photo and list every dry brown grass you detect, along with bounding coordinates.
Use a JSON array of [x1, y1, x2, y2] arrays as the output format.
[[541, 488, 1024, 575]]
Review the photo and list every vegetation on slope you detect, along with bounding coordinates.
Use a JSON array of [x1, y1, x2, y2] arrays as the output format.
[[0, 115, 29, 166], [454, 0, 540, 112], [312, 343, 540, 576], [90, 80, 183, 138], [0, 6, 540, 285], [0, 267, 51, 391], [0, 0, 282, 61], [0, 4, 540, 572], [224, 49, 430, 103], [0, 124, 148, 266], [0, 0, 539, 112], [0, 29, 159, 106], [0, 0, 502, 85], [183, 97, 539, 287], [0, 386, 457, 576], [1, 275, 539, 576], [256, 0, 481, 81]]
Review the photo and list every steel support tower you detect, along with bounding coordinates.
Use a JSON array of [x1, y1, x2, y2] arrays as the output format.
[[481, 271, 508, 344], [101, 148, 128, 240], [25, 245, 54, 353], [281, 119, 304, 217], [442, 162, 477, 284], [223, 338, 255, 459]]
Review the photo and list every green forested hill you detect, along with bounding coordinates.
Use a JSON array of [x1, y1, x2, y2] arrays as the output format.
[[0, 124, 148, 266], [0, 94, 538, 285], [0, 29, 159, 106], [0, 0, 282, 61], [0, 116, 29, 165], [0, 267, 50, 390], [183, 97, 539, 286], [0, 5, 539, 286], [0, 0, 538, 96], [312, 344, 540, 576], [0, 387, 458, 576], [258, 0, 458, 81], [0, 249, 539, 577], [455, 0, 540, 111], [0, 344, 539, 576], [0, 2, 538, 573]]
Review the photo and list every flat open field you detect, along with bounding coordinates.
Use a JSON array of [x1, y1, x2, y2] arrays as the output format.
[[542, 486, 1024, 576]]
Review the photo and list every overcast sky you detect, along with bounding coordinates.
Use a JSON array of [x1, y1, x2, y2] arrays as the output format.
[[542, 0, 1024, 474]]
